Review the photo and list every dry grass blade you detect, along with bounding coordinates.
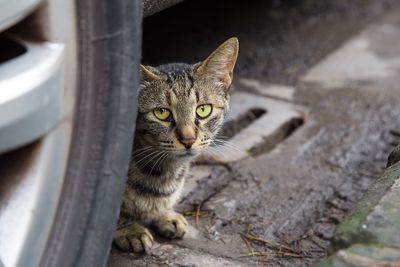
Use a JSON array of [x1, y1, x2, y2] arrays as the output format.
[[241, 251, 304, 258], [182, 205, 209, 227], [195, 204, 201, 226], [182, 211, 209, 218], [241, 234, 256, 257], [244, 233, 294, 252]]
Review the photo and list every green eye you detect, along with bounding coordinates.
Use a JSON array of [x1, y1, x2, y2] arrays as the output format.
[[153, 108, 171, 120], [196, 104, 212, 118]]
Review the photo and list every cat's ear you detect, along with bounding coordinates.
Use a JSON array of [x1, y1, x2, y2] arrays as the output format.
[[195, 37, 239, 90], [140, 64, 162, 81]]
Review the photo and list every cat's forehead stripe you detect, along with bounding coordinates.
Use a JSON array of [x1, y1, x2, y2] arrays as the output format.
[[165, 74, 195, 99], [169, 90, 178, 107], [165, 90, 172, 106], [184, 70, 194, 89], [165, 72, 174, 88], [169, 83, 196, 107]]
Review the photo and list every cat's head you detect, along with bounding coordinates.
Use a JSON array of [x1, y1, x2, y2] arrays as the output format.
[[135, 37, 239, 160]]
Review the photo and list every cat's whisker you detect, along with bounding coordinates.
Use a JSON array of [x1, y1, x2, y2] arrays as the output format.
[[215, 145, 242, 155], [222, 140, 242, 149], [213, 139, 243, 152], [132, 147, 156, 159], [139, 151, 167, 176], [161, 145, 175, 149], [209, 140, 241, 156], [203, 147, 219, 159], [213, 137, 234, 145], [133, 145, 158, 154], [133, 146, 154, 152], [217, 143, 242, 154], [211, 144, 230, 154], [206, 145, 226, 158], [134, 148, 159, 164], [133, 145, 158, 153], [158, 152, 170, 170], [214, 134, 233, 140], [135, 149, 163, 168], [133, 145, 178, 159], [215, 142, 241, 152], [148, 151, 169, 177]]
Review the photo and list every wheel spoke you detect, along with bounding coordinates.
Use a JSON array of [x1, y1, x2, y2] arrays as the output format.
[[0, 0, 42, 32], [0, 39, 64, 153]]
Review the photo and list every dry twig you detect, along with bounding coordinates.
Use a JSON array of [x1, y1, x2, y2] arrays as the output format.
[[241, 251, 304, 258], [240, 231, 311, 259], [244, 232, 293, 252]]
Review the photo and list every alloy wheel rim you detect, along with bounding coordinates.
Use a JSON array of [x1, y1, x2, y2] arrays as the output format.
[[0, 1, 78, 266]]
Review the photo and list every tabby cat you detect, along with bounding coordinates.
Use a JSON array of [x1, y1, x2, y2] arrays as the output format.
[[114, 37, 239, 253]]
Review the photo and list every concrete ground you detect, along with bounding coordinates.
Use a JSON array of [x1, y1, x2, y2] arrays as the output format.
[[108, 1, 400, 266]]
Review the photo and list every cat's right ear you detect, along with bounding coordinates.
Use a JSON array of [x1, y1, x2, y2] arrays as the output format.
[[195, 37, 239, 90], [140, 64, 162, 81]]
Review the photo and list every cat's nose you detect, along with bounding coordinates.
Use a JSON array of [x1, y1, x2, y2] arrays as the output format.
[[176, 127, 196, 149], [181, 138, 195, 149]]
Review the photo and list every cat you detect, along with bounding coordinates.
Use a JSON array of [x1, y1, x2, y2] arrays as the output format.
[[114, 37, 239, 253]]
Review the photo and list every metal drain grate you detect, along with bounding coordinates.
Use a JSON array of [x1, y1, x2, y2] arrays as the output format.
[[204, 92, 306, 163], [219, 108, 266, 140]]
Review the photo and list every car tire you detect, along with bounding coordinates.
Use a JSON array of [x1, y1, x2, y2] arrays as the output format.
[[40, 0, 141, 266]]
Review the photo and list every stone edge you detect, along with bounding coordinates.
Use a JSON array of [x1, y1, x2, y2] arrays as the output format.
[[316, 147, 400, 267]]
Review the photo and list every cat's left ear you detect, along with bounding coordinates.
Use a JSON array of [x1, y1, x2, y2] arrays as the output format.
[[195, 37, 239, 90], [140, 64, 162, 81]]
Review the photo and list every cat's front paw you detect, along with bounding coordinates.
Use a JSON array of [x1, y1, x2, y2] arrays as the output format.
[[153, 212, 188, 239], [114, 222, 154, 254]]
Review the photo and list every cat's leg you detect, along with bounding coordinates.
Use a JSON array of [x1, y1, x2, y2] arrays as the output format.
[[152, 211, 188, 239], [114, 221, 154, 253], [152, 179, 188, 239]]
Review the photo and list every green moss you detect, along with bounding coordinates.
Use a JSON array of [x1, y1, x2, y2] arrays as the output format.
[[332, 163, 400, 250], [315, 256, 334, 267], [316, 245, 400, 267]]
